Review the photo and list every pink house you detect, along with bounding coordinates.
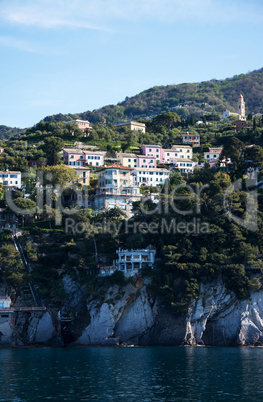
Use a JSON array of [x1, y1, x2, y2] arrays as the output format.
[[141, 145, 162, 162], [63, 149, 86, 166], [137, 155, 156, 168], [67, 119, 92, 133], [63, 148, 105, 168]]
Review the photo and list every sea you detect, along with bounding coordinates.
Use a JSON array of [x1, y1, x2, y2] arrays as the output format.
[[0, 346, 262, 401]]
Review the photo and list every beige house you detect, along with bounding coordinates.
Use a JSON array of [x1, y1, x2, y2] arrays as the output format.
[[115, 121, 146, 133], [72, 167, 91, 186]]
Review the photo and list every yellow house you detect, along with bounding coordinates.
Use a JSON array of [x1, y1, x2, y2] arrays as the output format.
[[115, 121, 146, 133]]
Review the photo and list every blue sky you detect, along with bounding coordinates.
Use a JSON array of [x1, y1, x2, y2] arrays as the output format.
[[0, 0, 263, 128]]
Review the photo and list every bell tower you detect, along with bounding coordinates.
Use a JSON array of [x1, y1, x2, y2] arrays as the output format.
[[237, 94, 246, 121]]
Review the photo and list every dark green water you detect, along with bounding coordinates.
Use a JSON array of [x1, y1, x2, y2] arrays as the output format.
[[0, 346, 263, 401]]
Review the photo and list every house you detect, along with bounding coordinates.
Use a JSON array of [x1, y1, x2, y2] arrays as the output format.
[[0, 297, 11, 309], [163, 145, 192, 163], [204, 147, 223, 162], [141, 144, 193, 163], [140, 145, 162, 161], [115, 121, 146, 133], [132, 167, 170, 186], [222, 110, 239, 120], [172, 160, 197, 174], [99, 266, 117, 276], [180, 133, 200, 147], [0, 171, 21, 188], [84, 151, 105, 168], [232, 120, 249, 131], [66, 119, 92, 133], [0, 147, 4, 154], [28, 160, 40, 168], [63, 149, 105, 168], [95, 165, 142, 217], [116, 153, 157, 168], [63, 149, 86, 166], [116, 245, 156, 276], [72, 167, 91, 186]]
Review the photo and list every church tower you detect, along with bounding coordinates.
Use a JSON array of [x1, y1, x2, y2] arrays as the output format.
[[237, 94, 246, 121]]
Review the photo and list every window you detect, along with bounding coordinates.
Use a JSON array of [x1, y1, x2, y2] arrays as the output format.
[[128, 159, 131, 162], [167, 153, 170, 156], [10, 175, 17, 178], [149, 149, 152, 152], [143, 159, 146, 163], [156, 149, 159, 152], [80, 155, 83, 159], [71, 155, 74, 159]]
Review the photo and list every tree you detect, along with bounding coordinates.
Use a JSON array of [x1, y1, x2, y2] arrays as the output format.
[[152, 112, 181, 130], [42, 165, 77, 187], [42, 136, 64, 165]]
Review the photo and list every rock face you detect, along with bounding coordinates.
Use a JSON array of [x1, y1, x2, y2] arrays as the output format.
[[0, 311, 55, 347], [75, 277, 263, 347], [3, 276, 263, 347]]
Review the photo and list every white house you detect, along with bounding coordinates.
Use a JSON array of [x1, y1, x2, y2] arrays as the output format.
[[132, 167, 170, 186], [116, 245, 156, 276], [204, 147, 223, 162], [0, 297, 11, 309], [0, 171, 21, 188], [95, 165, 142, 217]]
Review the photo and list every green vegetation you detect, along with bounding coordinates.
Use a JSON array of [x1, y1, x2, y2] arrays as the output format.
[[42, 68, 263, 125]]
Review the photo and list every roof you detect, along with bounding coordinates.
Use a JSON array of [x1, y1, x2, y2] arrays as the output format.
[[117, 153, 138, 158], [133, 167, 169, 172], [142, 144, 161, 148], [98, 164, 132, 172], [72, 167, 91, 171], [63, 148, 84, 154], [66, 119, 90, 123], [171, 145, 192, 150], [116, 121, 145, 127], [0, 171, 21, 174]]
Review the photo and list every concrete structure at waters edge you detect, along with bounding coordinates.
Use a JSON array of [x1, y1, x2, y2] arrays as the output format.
[[180, 133, 200, 147], [117, 153, 157, 168], [63, 148, 105, 168], [116, 245, 156, 276], [115, 121, 146, 133], [0, 171, 21, 188], [95, 165, 142, 218], [132, 167, 170, 186]]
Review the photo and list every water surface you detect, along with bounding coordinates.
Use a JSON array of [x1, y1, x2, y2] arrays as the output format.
[[0, 346, 262, 401]]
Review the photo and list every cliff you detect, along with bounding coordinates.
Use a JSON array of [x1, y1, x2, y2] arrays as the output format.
[[2, 275, 263, 347], [75, 276, 263, 347]]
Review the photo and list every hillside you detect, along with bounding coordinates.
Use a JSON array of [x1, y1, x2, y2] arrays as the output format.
[[43, 68, 263, 124], [0, 125, 26, 141]]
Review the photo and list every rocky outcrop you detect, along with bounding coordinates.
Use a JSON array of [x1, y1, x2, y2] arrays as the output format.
[[75, 277, 263, 347], [3, 275, 263, 347]]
